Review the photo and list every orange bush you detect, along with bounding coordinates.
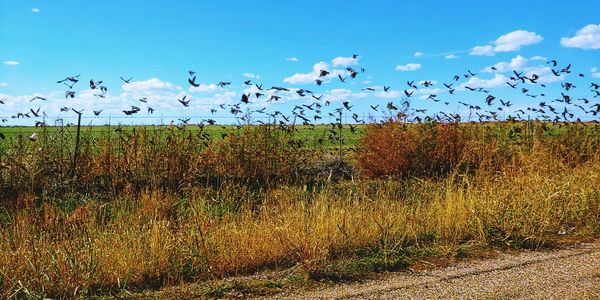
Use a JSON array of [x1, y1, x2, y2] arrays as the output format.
[[356, 120, 467, 178]]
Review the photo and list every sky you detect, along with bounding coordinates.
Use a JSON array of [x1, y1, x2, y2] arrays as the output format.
[[1, 0, 599, 126]]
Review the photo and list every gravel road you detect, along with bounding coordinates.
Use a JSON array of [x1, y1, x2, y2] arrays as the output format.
[[268, 241, 600, 299]]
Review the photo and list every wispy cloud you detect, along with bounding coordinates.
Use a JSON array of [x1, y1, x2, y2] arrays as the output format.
[[283, 60, 348, 85], [413, 51, 424, 57], [189, 83, 218, 93], [444, 54, 459, 59], [122, 78, 176, 92], [460, 74, 508, 89], [243, 73, 260, 79], [560, 24, 600, 50], [395, 63, 421, 71], [592, 67, 600, 78], [4, 61, 19, 66], [470, 30, 543, 56], [332, 56, 359, 67], [0, 82, 8, 87], [481, 55, 563, 84], [31, 8, 40, 13], [469, 45, 495, 56], [285, 57, 299, 62]]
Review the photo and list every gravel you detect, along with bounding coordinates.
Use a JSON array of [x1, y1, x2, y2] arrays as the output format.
[[268, 241, 600, 300]]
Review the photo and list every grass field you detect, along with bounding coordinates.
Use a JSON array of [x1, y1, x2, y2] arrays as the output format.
[[0, 120, 598, 298]]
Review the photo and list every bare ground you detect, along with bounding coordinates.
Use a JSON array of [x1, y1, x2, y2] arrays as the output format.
[[266, 240, 600, 300]]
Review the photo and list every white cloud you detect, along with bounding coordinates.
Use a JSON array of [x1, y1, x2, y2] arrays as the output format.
[[461, 74, 508, 89], [530, 55, 547, 61], [242, 73, 259, 79], [480, 55, 563, 84], [560, 24, 600, 50], [493, 30, 543, 52], [189, 83, 218, 93], [283, 61, 346, 85], [482, 55, 528, 73], [285, 57, 299, 62], [121, 78, 175, 92], [395, 63, 421, 71], [414, 52, 424, 57], [0, 82, 8, 87], [592, 67, 600, 78], [332, 56, 359, 67], [4, 60, 19, 65], [470, 45, 495, 56], [444, 54, 459, 59], [284, 61, 328, 84], [322, 88, 368, 103], [470, 30, 543, 56], [31, 8, 40, 13]]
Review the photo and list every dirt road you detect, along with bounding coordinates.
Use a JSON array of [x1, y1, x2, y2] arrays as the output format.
[[268, 241, 600, 299]]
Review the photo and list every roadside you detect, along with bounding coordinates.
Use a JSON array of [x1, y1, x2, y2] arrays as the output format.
[[124, 240, 599, 299], [268, 240, 600, 299]]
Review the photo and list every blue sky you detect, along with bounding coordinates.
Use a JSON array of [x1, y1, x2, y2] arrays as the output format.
[[1, 0, 599, 125]]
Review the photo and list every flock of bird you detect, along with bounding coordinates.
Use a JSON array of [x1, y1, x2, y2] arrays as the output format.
[[0, 54, 599, 143]]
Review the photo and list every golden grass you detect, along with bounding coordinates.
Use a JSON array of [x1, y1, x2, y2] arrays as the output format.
[[1, 150, 598, 298]]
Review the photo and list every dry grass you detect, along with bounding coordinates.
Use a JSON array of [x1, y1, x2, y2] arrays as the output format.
[[0, 122, 599, 298], [1, 151, 598, 298]]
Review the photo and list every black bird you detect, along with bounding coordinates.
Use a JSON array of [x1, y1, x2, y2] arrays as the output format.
[[217, 81, 231, 88], [404, 90, 414, 97], [139, 97, 148, 103], [343, 101, 353, 110], [30, 96, 46, 102], [65, 91, 75, 99], [315, 79, 323, 86], [89, 79, 103, 89], [188, 76, 200, 87], [547, 60, 558, 67], [30, 107, 41, 117], [338, 74, 346, 82], [0, 98, 5, 104], [244, 80, 252, 85], [383, 86, 391, 92], [93, 110, 103, 116], [560, 64, 571, 73], [57, 75, 80, 84], [270, 86, 289, 92], [120, 76, 133, 84], [178, 96, 191, 107], [241, 93, 250, 104], [319, 70, 330, 77], [370, 104, 379, 111]]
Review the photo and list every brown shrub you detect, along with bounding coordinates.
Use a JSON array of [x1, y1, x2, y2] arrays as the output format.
[[357, 120, 469, 178]]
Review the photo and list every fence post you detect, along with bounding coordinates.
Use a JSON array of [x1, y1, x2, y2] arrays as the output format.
[[71, 112, 82, 178], [338, 111, 343, 161]]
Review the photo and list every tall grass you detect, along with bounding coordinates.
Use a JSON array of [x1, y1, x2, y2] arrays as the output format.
[[0, 121, 599, 298]]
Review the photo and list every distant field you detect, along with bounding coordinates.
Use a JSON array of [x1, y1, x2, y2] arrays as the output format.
[[0, 123, 366, 147]]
